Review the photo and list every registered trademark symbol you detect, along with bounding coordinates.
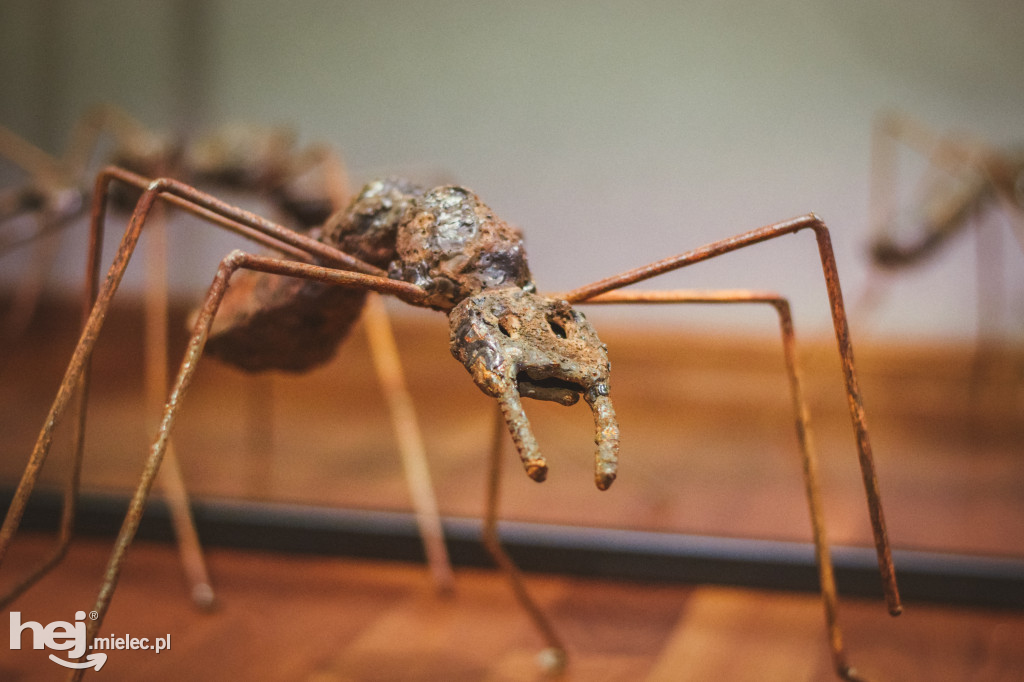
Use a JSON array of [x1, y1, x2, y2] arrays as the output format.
[[89, 611, 98, 620]]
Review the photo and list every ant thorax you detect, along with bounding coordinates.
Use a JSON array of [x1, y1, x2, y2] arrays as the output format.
[[386, 185, 534, 311]]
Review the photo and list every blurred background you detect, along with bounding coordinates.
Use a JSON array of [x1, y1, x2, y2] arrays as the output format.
[[1, 0, 1022, 340]]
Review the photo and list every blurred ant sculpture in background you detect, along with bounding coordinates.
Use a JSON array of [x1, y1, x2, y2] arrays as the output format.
[[862, 111, 1024, 389]]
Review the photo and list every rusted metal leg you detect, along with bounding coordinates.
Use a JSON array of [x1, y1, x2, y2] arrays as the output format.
[[564, 214, 902, 618], [582, 289, 872, 680], [0, 258, 91, 609], [318, 159, 452, 591], [482, 403, 567, 675], [362, 293, 454, 593], [0, 170, 213, 610], [73, 250, 243, 680], [0, 171, 117, 602], [0, 385, 86, 610], [770, 298, 865, 682], [143, 208, 215, 609]]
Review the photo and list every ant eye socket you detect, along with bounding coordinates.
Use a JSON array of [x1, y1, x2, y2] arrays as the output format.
[[547, 315, 568, 339], [497, 314, 519, 338]]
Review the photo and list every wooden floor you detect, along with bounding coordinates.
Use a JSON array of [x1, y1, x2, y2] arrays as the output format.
[[3, 533, 1023, 681], [1, 297, 1023, 680]]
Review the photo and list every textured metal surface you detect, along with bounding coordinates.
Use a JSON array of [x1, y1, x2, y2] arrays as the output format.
[[204, 180, 618, 490], [389, 185, 533, 311], [450, 288, 618, 488], [198, 180, 419, 372]]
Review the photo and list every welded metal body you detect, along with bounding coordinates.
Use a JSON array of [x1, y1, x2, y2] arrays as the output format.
[[206, 179, 621, 488]]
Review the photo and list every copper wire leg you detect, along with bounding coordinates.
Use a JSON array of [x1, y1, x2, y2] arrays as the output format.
[[320, 157, 452, 592], [563, 214, 901, 618], [0, 174, 214, 610], [143, 208, 215, 609], [363, 293, 454, 593], [584, 289, 870, 680], [0, 174, 206, 613], [0, 123, 112, 583], [0, 175, 108, 607], [0, 388, 86, 610], [482, 404, 567, 674]]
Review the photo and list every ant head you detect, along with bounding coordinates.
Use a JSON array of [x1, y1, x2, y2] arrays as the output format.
[[449, 287, 618, 490]]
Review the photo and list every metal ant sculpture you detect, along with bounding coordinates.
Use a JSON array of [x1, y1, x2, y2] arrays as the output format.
[[0, 104, 176, 341], [867, 111, 1023, 267], [0, 105, 348, 336], [0, 164, 901, 680], [0, 108, 453, 610], [862, 111, 1024, 381]]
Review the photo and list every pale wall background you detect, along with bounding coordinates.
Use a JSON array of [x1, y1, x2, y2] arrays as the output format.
[[1, 1, 1022, 342]]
